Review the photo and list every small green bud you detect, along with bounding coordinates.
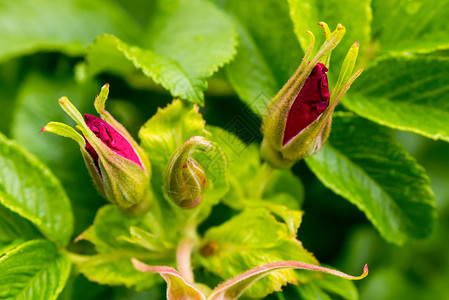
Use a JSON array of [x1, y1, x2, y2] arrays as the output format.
[[163, 136, 213, 209], [41, 84, 151, 216], [261, 23, 364, 168]]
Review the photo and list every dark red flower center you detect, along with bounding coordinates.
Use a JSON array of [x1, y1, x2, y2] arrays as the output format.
[[282, 63, 330, 145], [84, 114, 142, 171]]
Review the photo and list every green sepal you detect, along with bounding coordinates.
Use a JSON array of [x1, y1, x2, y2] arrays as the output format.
[[332, 41, 360, 99], [41, 121, 105, 198], [262, 24, 346, 156], [41, 121, 85, 147], [261, 23, 365, 166], [94, 84, 152, 176], [318, 22, 332, 68], [45, 87, 152, 216]]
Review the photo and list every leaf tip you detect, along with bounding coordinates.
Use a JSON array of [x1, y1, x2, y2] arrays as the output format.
[[74, 233, 84, 243], [362, 264, 369, 278], [58, 96, 68, 105], [351, 264, 369, 280], [131, 258, 147, 272]]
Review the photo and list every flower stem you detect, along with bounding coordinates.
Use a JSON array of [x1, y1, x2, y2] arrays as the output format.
[[177, 237, 196, 284], [60, 250, 90, 265]]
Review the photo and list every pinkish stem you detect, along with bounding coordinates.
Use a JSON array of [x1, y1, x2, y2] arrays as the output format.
[[177, 237, 195, 284]]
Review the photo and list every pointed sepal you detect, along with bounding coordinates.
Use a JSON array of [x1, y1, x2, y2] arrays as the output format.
[[261, 23, 363, 168]]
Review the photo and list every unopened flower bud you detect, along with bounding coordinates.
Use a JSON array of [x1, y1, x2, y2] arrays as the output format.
[[41, 84, 151, 216], [163, 136, 212, 209], [261, 23, 364, 168]]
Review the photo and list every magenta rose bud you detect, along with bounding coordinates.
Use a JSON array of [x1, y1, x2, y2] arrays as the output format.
[[84, 114, 143, 172], [283, 63, 330, 145], [41, 84, 151, 216], [261, 23, 364, 168]]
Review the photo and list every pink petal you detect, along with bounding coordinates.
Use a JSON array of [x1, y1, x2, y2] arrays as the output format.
[[84, 114, 142, 167], [283, 63, 330, 145]]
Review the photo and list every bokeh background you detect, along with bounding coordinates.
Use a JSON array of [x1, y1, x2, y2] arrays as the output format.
[[1, 0, 448, 299]]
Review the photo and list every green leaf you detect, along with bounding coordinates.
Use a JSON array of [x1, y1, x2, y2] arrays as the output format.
[[313, 274, 359, 300], [0, 239, 25, 257], [78, 205, 172, 290], [131, 258, 367, 300], [343, 55, 449, 142], [0, 239, 71, 300], [262, 169, 304, 206], [132, 260, 206, 300], [218, 0, 302, 115], [84, 34, 206, 102], [10, 74, 100, 236], [79, 255, 161, 292], [372, 0, 449, 53], [81, 205, 159, 255], [296, 273, 359, 300], [0, 133, 73, 247], [84, 0, 238, 104], [0, 204, 42, 242], [0, 0, 141, 61], [305, 114, 436, 244], [138, 102, 228, 239], [198, 208, 318, 298], [207, 126, 304, 210], [139, 100, 208, 220], [206, 125, 304, 236], [223, 23, 279, 115], [295, 281, 332, 300], [287, 0, 371, 70], [140, 100, 207, 174]]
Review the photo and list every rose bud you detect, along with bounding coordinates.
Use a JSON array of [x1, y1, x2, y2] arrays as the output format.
[[41, 84, 151, 216], [163, 136, 211, 209], [261, 23, 364, 168]]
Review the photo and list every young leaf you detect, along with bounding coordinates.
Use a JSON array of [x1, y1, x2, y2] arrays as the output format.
[[132, 260, 206, 300], [0, 133, 73, 247], [207, 126, 304, 212], [77, 205, 172, 290], [198, 208, 318, 298], [139, 99, 207, 176], [343, 55, 449, 142], [78, 255, 162, 292], [207, 261, 367, 300], [0, 0, 141, 62], [83, 0, 238, 104], [305, 113, 436, 244], [80, 205, 161, 255], [0, 240, 71, 300], [139, 100, 229, 230], [132, 259, 367, 300]]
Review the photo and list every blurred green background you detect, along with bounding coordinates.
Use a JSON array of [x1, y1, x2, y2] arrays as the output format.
[[1, 0, 448, 299]]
